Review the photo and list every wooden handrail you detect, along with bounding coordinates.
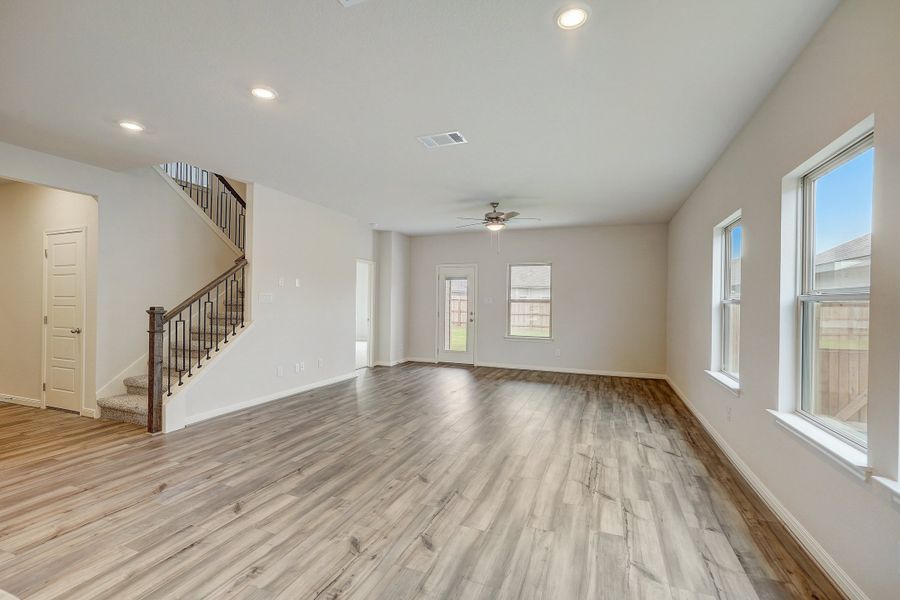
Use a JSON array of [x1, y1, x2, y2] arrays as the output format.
[[164, 258, 248, 322], [214, 174, 247, 208]]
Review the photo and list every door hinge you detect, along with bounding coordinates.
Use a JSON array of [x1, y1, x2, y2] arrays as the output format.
[[44, 315, 48, 324], [42, 383, 46, 391], [44, 249, 48, 258]]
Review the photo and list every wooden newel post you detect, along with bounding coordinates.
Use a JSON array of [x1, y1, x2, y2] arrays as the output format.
[[147, 307, 165, 434]]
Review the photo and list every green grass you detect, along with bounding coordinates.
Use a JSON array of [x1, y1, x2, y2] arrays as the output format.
[[450, 325, 467, 351], [509, 327, 551, 338], [818, 337, 868, 350]]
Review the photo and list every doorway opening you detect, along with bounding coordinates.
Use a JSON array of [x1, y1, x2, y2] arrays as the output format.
[[0, 178, 96, 417], [356, 260, 374, 369]]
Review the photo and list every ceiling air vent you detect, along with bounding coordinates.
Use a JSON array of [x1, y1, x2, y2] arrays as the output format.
[[337, 0, 367, 6], [417, 131, 468, 149]]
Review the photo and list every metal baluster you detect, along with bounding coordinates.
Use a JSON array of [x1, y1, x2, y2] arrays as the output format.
[[240, 265, 246, 328], [215, 281, 221, 351], [204, 294, 213, 360], [187, 304, 193, 376], [224, 276, 230, 344], [167, 319, 172, 396], [176, 318, 184, 386]]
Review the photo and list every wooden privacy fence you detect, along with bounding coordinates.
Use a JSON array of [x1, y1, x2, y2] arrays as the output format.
[[813, 303, 869, 428], [509, 301, 550, 331]]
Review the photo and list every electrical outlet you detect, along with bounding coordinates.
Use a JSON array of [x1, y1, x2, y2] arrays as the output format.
[[554, 348, 561, 357], [259, 293, 274, 304], [295, 362, 301, 373], [317, 358, 324, 368], [300, 361, 305, 371], [278, 276, 285, 288], [276, 366, 284, 377], [295, 278, 301, 288]]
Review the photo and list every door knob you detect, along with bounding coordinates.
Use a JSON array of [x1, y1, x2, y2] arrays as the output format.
[[70, 328, 82, 334]]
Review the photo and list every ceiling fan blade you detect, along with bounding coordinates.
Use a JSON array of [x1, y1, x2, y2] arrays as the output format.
[[508, 217, 541, 221], [502, 211, 520, 219], [456, 222, 484, 228], [457, 217, 484, 221]]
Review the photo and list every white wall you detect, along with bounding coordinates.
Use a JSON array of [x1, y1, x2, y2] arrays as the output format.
[[0, 141, 239, 409], [0, 183, 97, 406], [407, 225, 668, 376], [169, 183, 372, 423], [666, 2, 900, 598]]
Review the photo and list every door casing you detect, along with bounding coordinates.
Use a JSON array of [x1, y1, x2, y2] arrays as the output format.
[[356, 259, 376, 369]]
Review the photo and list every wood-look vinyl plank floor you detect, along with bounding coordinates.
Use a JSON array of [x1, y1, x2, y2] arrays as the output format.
[[0, 364, 844, 599]]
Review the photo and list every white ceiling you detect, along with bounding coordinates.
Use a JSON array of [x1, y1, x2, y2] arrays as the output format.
[[0, 0, 837, 234]]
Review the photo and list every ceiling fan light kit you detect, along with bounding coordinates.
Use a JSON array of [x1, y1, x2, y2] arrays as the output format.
[[456, 201, 539, 234]]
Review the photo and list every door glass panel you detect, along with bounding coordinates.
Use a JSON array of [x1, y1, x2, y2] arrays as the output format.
[[444, 278, 468, 352]]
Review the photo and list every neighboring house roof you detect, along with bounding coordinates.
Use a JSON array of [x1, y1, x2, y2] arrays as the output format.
[[511, 266, 551, 288], [815, 233, 871, 266]]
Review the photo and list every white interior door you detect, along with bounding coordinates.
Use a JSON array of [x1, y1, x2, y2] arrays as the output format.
[[44, 229, 85, 412], [437, 265, 476, 364]]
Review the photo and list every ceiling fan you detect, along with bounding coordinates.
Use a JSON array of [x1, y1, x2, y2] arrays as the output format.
[[456, 202, 540, 231]]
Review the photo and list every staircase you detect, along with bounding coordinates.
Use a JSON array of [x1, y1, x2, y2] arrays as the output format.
[[97, 163, 248, 431]]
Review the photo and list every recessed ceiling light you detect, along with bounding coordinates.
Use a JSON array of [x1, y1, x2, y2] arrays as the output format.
[[556, 7, 590, 30], [118, 120, 145, 132], [251, 87, 278, 100]]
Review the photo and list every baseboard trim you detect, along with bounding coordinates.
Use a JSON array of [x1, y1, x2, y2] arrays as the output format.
[[664, 376, 869, 600], [183, 371, 359, 426], [0, 393, 41, 408], [474, 361, 666, 380], [97, 351, 148, 399]]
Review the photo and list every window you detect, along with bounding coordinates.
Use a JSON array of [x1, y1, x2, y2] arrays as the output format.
[[720, 217, 742, 381], [508, 264, 551, 338], [799, 133, 873, 448]]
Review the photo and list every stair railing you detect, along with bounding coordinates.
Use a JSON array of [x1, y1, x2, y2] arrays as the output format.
[[146, 257, 247, 433], [161, 162, 247, 251]]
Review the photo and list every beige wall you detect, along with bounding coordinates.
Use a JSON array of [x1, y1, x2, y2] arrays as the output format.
[[0, 182, 97, 405], [666, 1, 900, 597], [407, 224, 668, 376]]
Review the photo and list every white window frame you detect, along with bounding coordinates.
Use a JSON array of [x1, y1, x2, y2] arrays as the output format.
[[506, 263, 552, 340], [721, 217, 742, 382], [797, 131, 873, 451], [707, 211, 742, 393]]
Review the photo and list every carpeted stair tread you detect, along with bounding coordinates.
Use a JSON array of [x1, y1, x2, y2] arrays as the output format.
[[98, 394, 147, 415], [123, 372, 177, 393]]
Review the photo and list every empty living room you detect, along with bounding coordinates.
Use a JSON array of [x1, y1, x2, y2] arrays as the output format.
[[1, 1, 899, 599]]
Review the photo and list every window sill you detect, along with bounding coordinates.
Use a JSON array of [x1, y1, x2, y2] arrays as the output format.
[[767, 410, 871, 480], [872, 476, 900, 507], [504, 336, 553, 342], [704, 370, 741, 396]]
